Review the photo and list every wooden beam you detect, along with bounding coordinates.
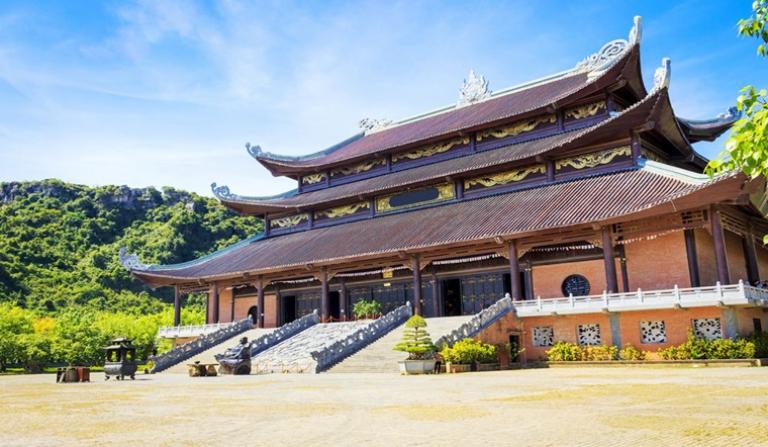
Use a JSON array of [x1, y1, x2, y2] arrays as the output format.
[[602, 227, 618, 293], [173, 286, 182, 326], [412, 255, 423, 315], [684, 229, 701, 287], [509, 240, 522, 301], [211, 283, 220, 324], [320, 267, 329, 322], [743, 230, 760, 285], [711, 208, 730, 285], [257, 275, 265, 328]]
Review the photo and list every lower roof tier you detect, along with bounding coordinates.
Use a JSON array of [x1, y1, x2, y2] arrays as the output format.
[[128, 161, 748, 286]]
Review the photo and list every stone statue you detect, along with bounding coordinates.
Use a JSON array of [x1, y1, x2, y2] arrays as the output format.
[[215, 336, 252, 375]]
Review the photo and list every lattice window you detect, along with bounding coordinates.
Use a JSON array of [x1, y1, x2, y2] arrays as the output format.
[[577, 324, 601, 346], [640, 320, 667, 344], [562, 274, 590, 297], [692, 318, 723, 340], [532, 326, 554, 347]]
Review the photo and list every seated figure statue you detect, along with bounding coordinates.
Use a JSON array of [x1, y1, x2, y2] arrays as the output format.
[[215, 336, 252, 375]]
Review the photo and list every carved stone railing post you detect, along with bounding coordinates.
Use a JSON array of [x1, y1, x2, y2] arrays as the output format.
[[311, 302, 412, 372], [434, 294, 513, 349], [150, 318, 253, 373]]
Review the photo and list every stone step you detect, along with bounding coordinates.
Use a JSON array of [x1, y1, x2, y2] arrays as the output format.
[[164, 327, 275, 374], [252, 321, 371, 374], [328, 316, 472, 373]]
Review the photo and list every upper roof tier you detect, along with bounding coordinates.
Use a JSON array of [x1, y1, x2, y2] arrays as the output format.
[[250, 17, 647, 177]]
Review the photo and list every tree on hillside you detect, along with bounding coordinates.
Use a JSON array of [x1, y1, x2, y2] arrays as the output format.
[[707, 1, 768, 181]]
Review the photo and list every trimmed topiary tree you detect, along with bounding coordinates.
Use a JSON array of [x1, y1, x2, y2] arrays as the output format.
[[393, 315, 435, 360]]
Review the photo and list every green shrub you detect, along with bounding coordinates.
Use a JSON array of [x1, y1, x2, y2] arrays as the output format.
[[545, 341, 582, 361], [393, 315, 435, 360], [747, 331, 768, 358], [581, 345, 618, 361], [619, 344, 646, 361], [658, 332, 756, 360], [352, 299, 382, 319], [441, 339, 497, 364]]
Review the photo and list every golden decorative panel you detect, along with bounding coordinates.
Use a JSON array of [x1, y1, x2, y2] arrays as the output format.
[[555, 146, 632, 171], [641, 149, 664, 163], [301, 172, 327, 185], [477, 115, 556, 142], [316, 202, 370, 219], [270, 213, 309, 229], [392, 136, 471, 163], [330, 158, 386, 178], [464, 165, 546, 190], [564, 101, 607, 120], [376, 183, 455, 213]]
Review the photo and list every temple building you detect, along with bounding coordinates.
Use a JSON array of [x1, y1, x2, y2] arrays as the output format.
[[123, 17, 768, 362]]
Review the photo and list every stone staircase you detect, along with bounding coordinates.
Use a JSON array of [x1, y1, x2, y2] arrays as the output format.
[[328, 316, 473, 373], [252, 321, 370, 374], [164, 327, 275, 373]]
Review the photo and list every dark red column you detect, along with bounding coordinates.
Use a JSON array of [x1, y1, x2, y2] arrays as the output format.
[[211, 283, 220, 323], [509, 240, 522, 300], [412, 255, 423, 315], [257, 276, 265, 328], [602, 227, 618, 293], [173, 286, 182, 326], [743, 230, 760, 285], [684, 229, 701, 287], [711, 208, 730, 285], [320, 268, 329, 322]]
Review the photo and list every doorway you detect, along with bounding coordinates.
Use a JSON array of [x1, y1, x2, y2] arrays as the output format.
[[508, 334, 521, 363], [502, 272, 528, 299], [329, 291, 341, 321], [247, 306, 259, 324], [282, 295, 296, 324], [441, 279, 462, 316]]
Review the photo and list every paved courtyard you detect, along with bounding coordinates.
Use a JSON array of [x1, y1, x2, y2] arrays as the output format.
[[1, 367, 767, 446]]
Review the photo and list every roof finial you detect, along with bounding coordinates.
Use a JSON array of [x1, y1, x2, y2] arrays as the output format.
[[211, 182, 235, 200], [359, 118, 393, 134], [458, 70, 491, 107], [245, 143, 263, 158], [652, 57, 671, 91], [575, 15, 641, 75]]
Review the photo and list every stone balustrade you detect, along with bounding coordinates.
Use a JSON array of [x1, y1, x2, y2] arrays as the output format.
[[311, 302, 413, 372], [249, 310, 320, 357], [434, 294, 514, 349]]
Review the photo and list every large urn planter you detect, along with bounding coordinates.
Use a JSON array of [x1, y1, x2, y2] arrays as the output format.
[[398, 359, 436, 375]]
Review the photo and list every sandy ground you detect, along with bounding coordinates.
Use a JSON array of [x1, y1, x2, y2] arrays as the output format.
[[1, 367, 767, 447]]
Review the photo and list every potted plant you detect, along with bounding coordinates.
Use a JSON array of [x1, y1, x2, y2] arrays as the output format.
[[353, 299, 382, 320], [393, 315, 436, 374], [440, 338, 498, 373]]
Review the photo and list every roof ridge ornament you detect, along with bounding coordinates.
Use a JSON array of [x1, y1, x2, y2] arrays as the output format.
[[246, 142, 263, 158], [457, 69, 491, 107], [652, 57, 671, 91], [211, 182, 236, 200], [359, 118, 393, 134], [118, 247, 148, 272], [575, 16, 642, 77]]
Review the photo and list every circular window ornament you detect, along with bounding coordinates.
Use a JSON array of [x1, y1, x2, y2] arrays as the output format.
[[562, 274, 590, 297]]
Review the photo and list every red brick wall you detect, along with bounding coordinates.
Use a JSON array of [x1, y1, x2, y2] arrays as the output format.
[[218, 288, 234, 323], [264, 294, 278, 328], [624, 232, 691, 290], [725, 231, 749, 283], [531, 259, 615, 299], [234, 295, 257, 321], [695, 228, 718, 286], [735, 307, 767, 337], [619, 307, 726, 349], [757, 244, 768, 281]]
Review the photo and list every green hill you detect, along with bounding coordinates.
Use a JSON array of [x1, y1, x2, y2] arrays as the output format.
[[0, 179, 262, 314]]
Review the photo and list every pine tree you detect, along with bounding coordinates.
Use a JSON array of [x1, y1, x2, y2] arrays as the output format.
[[393, 315, 435, 360]]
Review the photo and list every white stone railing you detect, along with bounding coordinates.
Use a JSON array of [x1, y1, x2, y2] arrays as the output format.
[[513, 280, 767, 317], [157, 321, 238, 339], [311, 302, 412, 373], [435, 294, 514, 349], [249, 310, 320, 358]]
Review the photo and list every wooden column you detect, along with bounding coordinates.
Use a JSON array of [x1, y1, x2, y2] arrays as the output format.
[[339, 281, 348, 321], [711, 208, 730, 285], [257, 275, 265, 328], [431, 273, 440, 318], [173, 286, 182, 326], [320, 267, 329, 322], [684, 229, 701, 287], [743, 230, 760, 285], [619, 245, 629, 292], [546, 160, 555, 182], [602, 227, 618, 293], [412, 255, 423, 315], [508, 240, 522, 300], [211, 283, 220, 323], [230, 288, 235, 322], [524, 260, 534, 300]]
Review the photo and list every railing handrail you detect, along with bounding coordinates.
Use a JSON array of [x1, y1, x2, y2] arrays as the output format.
[[157, 321, 236, 338], [250, 310, 320, 358], [311, 302, 413, 372], [150, 318, 253, 373], [434, 294, 514, 349]]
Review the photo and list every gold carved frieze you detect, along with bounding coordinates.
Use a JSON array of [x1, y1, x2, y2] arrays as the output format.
[[270, 213, 309, 229], [376, 183, 455, 213], [316, 202, 370, 219], [330, 158, 386, 178], [301, 172, 327, 185], [476, 115, 556, 142], [555, 146, 632, 171], [564, 101, 607, 120], [392, 136, 471, 163], [464, 165, 546, 190]]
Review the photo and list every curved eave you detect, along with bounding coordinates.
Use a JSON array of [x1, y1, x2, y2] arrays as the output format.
[[646, 87, 709, 170], [255, 46, 644, 177], [129, 167, 747, 289], [677, 109, 740, 142]]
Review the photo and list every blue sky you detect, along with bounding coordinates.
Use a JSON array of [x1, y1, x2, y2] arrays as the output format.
[[0, 1, 764, 196]]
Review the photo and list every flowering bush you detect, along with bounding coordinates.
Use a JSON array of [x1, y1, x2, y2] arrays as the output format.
[[441, 339, 497, 364]]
